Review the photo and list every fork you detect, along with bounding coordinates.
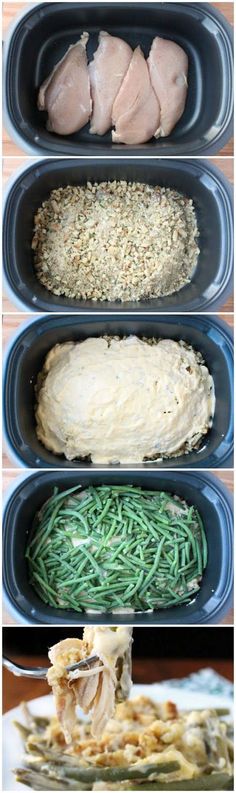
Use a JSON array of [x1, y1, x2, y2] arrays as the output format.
[[3, 655, 99, 679]]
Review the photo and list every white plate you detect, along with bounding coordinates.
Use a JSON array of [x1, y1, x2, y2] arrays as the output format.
[[3, 683, 233, 791]]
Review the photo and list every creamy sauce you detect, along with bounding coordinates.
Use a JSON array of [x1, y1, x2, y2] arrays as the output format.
[[84, 626, 132, 664], [36, 336, 215, 464]]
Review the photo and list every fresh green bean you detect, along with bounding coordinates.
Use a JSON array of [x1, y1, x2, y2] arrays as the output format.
[[26, 485, 207, 613]]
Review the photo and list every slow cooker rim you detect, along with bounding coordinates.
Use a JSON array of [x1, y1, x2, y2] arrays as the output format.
[[2, 470, 234, 626], [3, 2, 234, 157], [2, 157, 234, 314], [3, 314, 234, 469]]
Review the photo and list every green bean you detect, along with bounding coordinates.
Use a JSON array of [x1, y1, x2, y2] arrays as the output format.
[[13, 721, 31, 740], [195, 538, 203, 576], [32, 572, 58, 598], [198, 513, 208, 568], [20, 745, 180, 783], [139, 537, 165, 595], [123, 570, 144, 601], [126, 774, 234, 790], [31, 502, 63, 561], [15, 768, 81, 790], [58, 761, 179, 782], [26, 485, 207, 613], [93, 498, 113, 526]]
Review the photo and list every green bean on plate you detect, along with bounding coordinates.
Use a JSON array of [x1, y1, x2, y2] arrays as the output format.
[[13, 698, 233, 791]]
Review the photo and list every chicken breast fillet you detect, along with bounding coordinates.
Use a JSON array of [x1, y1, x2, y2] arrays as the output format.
[[89, 31, 133, 135], [112, 46, 160, 144], [38, 33, 91, 135], [147, 35, 188, 138], [47, 628, 133, 743]]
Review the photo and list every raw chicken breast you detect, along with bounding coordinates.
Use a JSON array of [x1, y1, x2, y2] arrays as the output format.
[[38, 33, 91, 135], [148, 36, 188, 138], [89, 31, 132, 135], [112, 46, 160, 144]]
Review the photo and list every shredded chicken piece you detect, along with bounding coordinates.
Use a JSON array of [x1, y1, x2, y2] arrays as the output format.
[[47, 628, 133, 743]]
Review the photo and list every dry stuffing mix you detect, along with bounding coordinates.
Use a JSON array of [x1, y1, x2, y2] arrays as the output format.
[[32, 181, 199, 302]]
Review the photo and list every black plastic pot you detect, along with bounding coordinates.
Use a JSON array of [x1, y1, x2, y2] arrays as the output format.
[[3, 2, 233, 156], [3, 314, 233, 469], [3, 158, 233, 314], [2, 471, 233, 625]]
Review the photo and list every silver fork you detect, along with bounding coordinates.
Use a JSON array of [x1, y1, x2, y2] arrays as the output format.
[[3, 655, 99, 679]]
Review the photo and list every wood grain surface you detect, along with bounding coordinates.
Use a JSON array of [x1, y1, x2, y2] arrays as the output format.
[[2, 1, 234, 156], [2, 655, 233, 713], [3, 156, 234, 188], [2, 468, 233, 495], [2, 156, 234, 313], [2, 468, 234, 626], [2, 311, 233, 355]]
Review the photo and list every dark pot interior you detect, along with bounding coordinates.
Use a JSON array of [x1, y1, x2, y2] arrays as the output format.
[[4, 2, 233, 155], [3, 315, 233, 469], [3, 471, 233, 625], [3, 158, 233, 313]]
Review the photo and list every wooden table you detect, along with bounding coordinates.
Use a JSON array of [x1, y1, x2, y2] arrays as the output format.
[[2, 156, 234, 313], [2, 1, 234, 156], [2, 312, 233, 358], [2, 468, 233, 496], [2, 654, 233, 713], [2, 469, 234, 626]]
